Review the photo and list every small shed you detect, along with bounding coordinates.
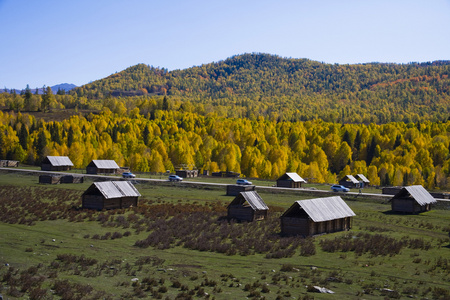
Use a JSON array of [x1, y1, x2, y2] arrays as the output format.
[[280, 196, 355, 237], [276, 172, 307, 188], [60, 175, 84, 184], [355, 174, 370, 187], [82, 181, 141, 210], [227, 191, 268, 222], [389, 185, 437, 213], [86, 160, 120, 174], [0, 160, 19, 167], [39, 174, 62, 184], [176, 169, 198, 178], [41, 156, 74, 171], [339, 175, 359, 189], [226, 184, 255, 196], [211, 171, 240, 178]]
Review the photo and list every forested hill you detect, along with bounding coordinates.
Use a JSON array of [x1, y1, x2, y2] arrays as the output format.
[[73, 53, 450, 123]]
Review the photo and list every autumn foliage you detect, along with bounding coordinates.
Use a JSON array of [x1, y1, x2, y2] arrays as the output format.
[[0, 108, 449, 188]]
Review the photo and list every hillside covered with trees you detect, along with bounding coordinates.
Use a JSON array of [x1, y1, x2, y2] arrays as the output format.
[[0, 53, 449, 189], [72, 53, 450, 123]]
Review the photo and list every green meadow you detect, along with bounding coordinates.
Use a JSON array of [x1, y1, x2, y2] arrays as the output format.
[[0, 171, 449, 299]]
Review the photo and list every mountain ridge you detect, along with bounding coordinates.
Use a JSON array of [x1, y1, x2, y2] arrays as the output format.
[[2, 83, 77, 94], [71, 53, 450, 123]]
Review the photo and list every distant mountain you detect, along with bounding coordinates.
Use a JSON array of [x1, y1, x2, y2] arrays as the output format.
[[1, 83, 77, 95], [51, 83, 77, 93]]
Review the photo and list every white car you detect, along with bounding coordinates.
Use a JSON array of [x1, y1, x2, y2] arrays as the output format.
[[122, 172, 136, 178], [169, 175, 183, 182], [236, 179, 252, 185], [331, 185, 349, 192]]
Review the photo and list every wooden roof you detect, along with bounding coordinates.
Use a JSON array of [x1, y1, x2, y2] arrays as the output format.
[[340, 175, 359, 184], [356, 174, 370, 183], [84, 181, 141, 199], [282, 196, 356, 222], [88, 160, 120, 169], [391, 185, 436, 206], [43, 156, 74, 166], [277, 172, 307, 183], [228, 191, 268, 211]]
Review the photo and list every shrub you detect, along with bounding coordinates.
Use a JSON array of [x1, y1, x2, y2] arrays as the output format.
[[261, 284, 270, 293], [280, 264, 294, 272], [300, 238, 316, 256], [172, 280, 181, 288]]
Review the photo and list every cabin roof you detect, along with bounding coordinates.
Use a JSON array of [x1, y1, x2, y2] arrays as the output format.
[[391, 185, 436, 206], [44, 156, 74, 166], [86, 181, 141, 199], [340, 175, 359, 184], [356, 174, 370, 183], [282, 196, 356, 222], [228, 191, 268, 211], [89, 160, 120, 169], [277, 172, 306, 183]]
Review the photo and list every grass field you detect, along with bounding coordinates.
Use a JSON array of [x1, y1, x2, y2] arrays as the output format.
[[0, 171, 449, 299]]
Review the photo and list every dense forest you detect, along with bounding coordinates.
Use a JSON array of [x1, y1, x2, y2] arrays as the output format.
[[0, 53, 449, 189], [0, 107, 449, 189]]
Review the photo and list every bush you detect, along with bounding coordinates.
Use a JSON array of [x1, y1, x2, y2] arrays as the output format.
[[280, 264, 294, 272]]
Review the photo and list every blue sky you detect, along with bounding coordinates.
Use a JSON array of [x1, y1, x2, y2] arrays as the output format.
[[1, 0, 449, 89]]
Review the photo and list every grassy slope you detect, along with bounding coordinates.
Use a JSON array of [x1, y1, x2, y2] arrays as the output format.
[[0, 173, 449, 299]]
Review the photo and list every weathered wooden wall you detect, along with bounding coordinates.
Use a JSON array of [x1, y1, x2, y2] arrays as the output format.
[[277, 180, 302, 188], [39, 175, 61, 184], [41, 165, 71, 171], [281, 217, 309, 236], [82, 195, 104, 210], [391, 198, 431, 213], [281, 217, 352, 236], [228, 206, 254, 222]]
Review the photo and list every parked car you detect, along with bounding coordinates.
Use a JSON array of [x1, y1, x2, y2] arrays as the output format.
[[331, 184, 349, 192], [236, 179, 252, 185], [122, 172, 136, 178], [169, 175, 183, 182]]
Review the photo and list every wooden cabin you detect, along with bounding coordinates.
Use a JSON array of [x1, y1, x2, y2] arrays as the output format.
[[176, 169, 198, 178], [82, 181, 141, 210], [281, 196, 355, 237], [389, 185, 436, 213], [86, 160, 120, 174], [276, 172, 306, 188], [227, 191, 268, 222], [41, 156, 74, 171], [355, 174, 370, 187], [339, 175, 360, 189]]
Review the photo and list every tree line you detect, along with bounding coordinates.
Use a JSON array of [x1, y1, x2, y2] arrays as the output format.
[[0, 107, 448, 189]]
